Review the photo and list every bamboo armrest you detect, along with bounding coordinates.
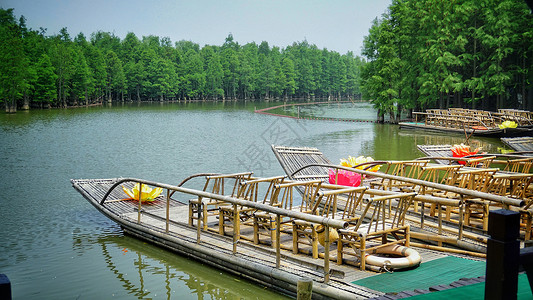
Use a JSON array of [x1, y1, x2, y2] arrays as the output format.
[[465, 198, 490, 205], [318, 186, 368, 197], [421, 165, 462, 171], [206, 172, 253, 179], [492, 173, 533, 179], [458, 168, 500, 175], [241, 175, 286, 185], [370, 192, 417, 202], [465, 156, 496, 163], [276, 180, 322, 189]]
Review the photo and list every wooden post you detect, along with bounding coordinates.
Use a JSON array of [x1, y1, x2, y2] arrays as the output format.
[[233, 204, 239, 254], [166, 189, 170, 233], [197, 201, 202, 244], [297, 278, 312, 300], [0, 274, 11, 300], [137, 183, 142, 224], [485, 209, 520, 300], [324, 224, 330, 283], [276, 214, 281, 268]]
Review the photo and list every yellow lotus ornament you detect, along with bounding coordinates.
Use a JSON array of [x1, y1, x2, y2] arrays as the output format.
[[340, 155, 381, 172], [499, 120, 518, 129], [122, 183, 163, 202]]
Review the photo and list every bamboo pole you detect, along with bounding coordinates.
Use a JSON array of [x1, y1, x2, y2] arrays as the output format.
[[291, 164, 525, 207], [324, 224, 330, 283], [103, 178, 348, 229], [276, 214, 281, 268], [166, 189, 170, 233], [137, 183, 142, 224]]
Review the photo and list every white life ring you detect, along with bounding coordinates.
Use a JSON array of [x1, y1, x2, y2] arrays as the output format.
[[365, 244, 421, 270]]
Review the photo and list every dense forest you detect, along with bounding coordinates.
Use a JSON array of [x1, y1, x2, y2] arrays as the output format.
[[0, 8, 364, 113], [2, 2, 532, 117], [362, 0, 533, 122]]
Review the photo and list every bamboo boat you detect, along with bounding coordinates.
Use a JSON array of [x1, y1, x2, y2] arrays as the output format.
[[72, 174, 494, 299], [400, 108, 533, 137]]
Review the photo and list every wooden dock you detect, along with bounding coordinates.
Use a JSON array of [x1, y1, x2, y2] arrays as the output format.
[[72, 177, 490, 299]]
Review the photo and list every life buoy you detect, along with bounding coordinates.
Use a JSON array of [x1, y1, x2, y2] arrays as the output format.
[[315, 224, 339, 246], [472, 126, 488, 130], [365, 244, 421, 270]]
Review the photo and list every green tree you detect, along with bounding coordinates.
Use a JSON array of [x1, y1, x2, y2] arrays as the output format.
[[0, 9, 30, 112], [33, 53, 57, 107]]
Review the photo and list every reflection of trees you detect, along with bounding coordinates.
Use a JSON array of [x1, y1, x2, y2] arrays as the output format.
[[367, 124, 505, 160], [74, 232, 280, 300]]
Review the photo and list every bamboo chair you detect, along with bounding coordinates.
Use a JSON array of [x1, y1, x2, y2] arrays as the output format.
[[370, 160, 430, 192], [503, 157, 533, 174], [455, 168, 499, 230], [252, 180, 322, 248], [416, 164, 463, 215], [490, 173, 533, 204], [463, 156, 496, 168], [218, 175, 286, 240], [189, 172, 252, 230], [430, 168, 498, 229], [292, 186, 368, 259], [336, 192, 417, 270]]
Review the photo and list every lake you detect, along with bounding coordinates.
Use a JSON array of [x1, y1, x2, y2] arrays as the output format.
[[0, 101, 506, 299]]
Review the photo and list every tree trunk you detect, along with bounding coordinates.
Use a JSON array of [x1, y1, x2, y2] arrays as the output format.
[[22, 91, 29, 110]]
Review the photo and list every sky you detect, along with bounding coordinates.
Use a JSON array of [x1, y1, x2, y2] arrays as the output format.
[[1, 0, 392, 56]]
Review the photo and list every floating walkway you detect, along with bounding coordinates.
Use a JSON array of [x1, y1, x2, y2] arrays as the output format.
[[255, 101, 385, 123]]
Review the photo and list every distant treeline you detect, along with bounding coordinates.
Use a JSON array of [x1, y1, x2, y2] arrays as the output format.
[[361, 0, 533, 122], [0, 8, 364, 112]]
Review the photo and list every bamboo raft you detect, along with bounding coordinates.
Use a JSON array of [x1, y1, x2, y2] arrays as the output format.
[[502, 137, 533, 152], [72, 175, 490, 299], [400, 108, 533, 137]]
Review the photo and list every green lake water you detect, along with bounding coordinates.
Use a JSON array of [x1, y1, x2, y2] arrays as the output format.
[[0, 101, 507, 299]]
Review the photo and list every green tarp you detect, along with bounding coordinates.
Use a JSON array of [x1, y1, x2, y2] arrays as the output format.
[[409, 273, 532, 299], [353, 256, 486, 293]]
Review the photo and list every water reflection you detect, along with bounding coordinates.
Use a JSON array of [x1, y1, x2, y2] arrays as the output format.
[[75, 233, 288, 299]]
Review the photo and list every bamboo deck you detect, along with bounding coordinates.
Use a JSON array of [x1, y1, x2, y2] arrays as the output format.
[[72, 177, 486, 299], [501, 137, 533, 153]]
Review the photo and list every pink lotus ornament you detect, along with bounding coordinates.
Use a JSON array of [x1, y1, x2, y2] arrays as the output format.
[[328, 169, 362, 187]]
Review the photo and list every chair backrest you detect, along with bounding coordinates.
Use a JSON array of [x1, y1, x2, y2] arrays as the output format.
[[314, 186, 368, 219], [464, 156, 496, 168], [490, 173, 533, 201], [272, 180, 322, 211], [203, 172, 253, 197], [418, 165, 463, 185], [236, 175, 286, 204], [504, 157, 533, 174], [456, 168, 499, 194], [378, 160, 430, 190], [352, 192, 417, 234]]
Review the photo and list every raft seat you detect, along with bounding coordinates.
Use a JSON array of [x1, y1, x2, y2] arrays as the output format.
[[292, 185, 368, 259], [252, 180, 322, 248], [336, 192, 417, 271], [188, 172, 252, 231], [218, 176, 286, 241]]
